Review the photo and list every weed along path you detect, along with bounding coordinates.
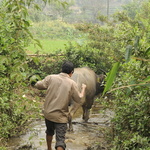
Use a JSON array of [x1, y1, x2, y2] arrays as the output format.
[[7, 103, 114, 150]]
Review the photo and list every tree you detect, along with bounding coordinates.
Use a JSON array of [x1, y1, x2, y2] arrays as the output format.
[[0, 0, 65, 142]]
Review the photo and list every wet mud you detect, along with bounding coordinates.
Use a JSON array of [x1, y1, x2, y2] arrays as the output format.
[[7, 104, 114, 150]]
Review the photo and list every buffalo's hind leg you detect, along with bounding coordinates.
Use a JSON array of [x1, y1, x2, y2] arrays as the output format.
[[68, 113, 73, 132], [82, 106, 90, 122], [68, 103, 80, 131]]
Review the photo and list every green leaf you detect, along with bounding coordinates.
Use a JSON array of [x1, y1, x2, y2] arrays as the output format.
[[24, 28, 33, 39], [145, 47, 150, 56], [0, 56, 9, 65], [140, 76, 150, 84], [0, 64, 6, 72], [32, 57, 40, 65], [102, 62, 120, 96], [29, 75, 41, 83], [61, 2, 68, 8], [125, 45, 132, 63], [10, 72, 19, 80], [23, 20, 30, 27], [34, 39, 42, 49], [34, 4, 41, 11], [134, 36, 140, 50]]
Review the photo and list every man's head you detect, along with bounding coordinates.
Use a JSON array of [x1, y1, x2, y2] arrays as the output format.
[[62, 61, 74, 74]]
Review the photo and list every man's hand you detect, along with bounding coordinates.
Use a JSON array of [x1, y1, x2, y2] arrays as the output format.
[[81, 83, 87, 89], [79, 83, 86, 98]]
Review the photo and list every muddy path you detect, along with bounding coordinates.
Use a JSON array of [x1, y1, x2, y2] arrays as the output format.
[[7, 104, 114, 150]]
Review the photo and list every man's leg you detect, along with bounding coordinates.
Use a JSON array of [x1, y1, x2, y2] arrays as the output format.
[[46, 135, 53, 150], [45, 119, 55, 150], [55, 123, 67, 150]]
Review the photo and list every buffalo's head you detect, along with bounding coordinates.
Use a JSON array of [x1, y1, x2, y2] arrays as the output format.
[[96, 74, 105, 95]]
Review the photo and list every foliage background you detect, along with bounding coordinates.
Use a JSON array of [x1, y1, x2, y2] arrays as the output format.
[[0, 0, 150, 149]]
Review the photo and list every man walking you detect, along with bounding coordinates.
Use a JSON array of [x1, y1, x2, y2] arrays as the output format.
[[34, 61, 86, 150]]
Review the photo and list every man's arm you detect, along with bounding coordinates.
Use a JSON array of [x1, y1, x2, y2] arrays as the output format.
[[72, 83, 86, 104], [79, 84, 86, 98], [34, 81, 47, 90], [34, 76, 50, 90]]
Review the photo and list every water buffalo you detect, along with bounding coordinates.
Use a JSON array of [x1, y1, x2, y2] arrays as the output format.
[[68, 67, 105, 131]]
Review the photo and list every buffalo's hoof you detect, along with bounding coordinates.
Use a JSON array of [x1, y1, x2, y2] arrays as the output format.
[[82, 119, 89, 123], [67, 127, 73, 132]]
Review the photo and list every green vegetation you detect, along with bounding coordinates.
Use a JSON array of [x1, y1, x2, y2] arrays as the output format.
[[0, 0, 45, 141], [95, 1, 150, 149], [0, 0, 64, 147], [29, 21, 82, 40], [27, 20, 87, 54], [27, 39, 76, 54], [0, 0, 149, 149]]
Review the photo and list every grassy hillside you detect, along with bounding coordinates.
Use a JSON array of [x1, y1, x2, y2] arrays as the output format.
[[27, 20, 87, 54]]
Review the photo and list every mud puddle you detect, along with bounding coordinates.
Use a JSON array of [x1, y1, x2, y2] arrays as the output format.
[[7, 105, 114, 150]]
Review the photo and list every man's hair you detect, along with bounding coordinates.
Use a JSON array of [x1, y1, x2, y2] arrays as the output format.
[[62, 61, 74, 74]]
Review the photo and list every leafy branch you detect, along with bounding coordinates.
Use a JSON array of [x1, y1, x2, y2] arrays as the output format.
[[109, 82, 150, 93]]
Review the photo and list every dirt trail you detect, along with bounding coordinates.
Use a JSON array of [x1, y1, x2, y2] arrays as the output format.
[[7, 105, 114, 150]]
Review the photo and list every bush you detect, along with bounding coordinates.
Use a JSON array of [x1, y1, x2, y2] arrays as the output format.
[[64, 42, 109, 74]]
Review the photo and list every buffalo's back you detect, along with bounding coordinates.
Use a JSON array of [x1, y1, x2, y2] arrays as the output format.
[[71, 67, 97, 99]]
